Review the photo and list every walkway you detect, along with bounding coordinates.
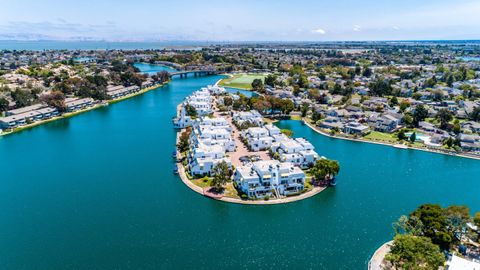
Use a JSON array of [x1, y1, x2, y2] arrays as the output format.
[[368, 241, 393, 270]]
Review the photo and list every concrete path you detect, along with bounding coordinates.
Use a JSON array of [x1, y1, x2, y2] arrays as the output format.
[[368, 241, 393, 270]]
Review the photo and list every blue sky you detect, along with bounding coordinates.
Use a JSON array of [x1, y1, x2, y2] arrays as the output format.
[[1, 0, 480, 41]]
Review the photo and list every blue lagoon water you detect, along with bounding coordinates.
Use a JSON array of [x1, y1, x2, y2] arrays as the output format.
[[0, 76, 479, 269], [134, 62, 177, 75], [225, 87, 257, 98]]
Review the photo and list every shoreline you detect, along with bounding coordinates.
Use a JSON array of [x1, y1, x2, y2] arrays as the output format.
[[176, 156, 326, 205], [368, 241, 393, 270], [302, 118, 480, 161], [0, 81, 170, 137]]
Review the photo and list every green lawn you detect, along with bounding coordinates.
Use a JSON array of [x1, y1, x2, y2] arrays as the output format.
[[363, 131, 398, 143], [191, 177, 212, 188], [219, 74, 267, 90]]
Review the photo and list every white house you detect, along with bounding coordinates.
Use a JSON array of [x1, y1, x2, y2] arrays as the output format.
[[233, 110, 264, 127], [188, 144, 231, 176], [272, 138, 319, 168], [234, 160, 306, 198], [242, 127, 274, 151]]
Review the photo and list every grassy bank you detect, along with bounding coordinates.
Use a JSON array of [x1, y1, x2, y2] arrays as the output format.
[[218, 73, 267, 90]]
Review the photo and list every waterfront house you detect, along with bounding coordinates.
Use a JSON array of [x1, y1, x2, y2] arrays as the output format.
[[272, 138, 319, 168], [233, 165, 271, 198], [368, 114, 399, 133], [173, 106, 193, 129], [173, 89, 214, 128], [6, 103, 46, 116], [65, 98, 94, 112], [107, 85, 141, 99], [458, 134, 480, 152], [187, 144, 231, 176], [234, 160, 306, 198], [190, 118, 236, 152], [319, 116, 344, 130], [343, 121, 370, 135]]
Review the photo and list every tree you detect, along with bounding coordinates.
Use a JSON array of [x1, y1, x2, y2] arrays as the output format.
[[251, 78, 264, 93], [385, 234, 445, 270], [177, 128, 191, 152], [362, 67, 372, 77], [156, 71, 170, 83], [40, 91, 66, 112], [369, 77, 392, 96], [389, 96, 399, 107], [311, 159, 340, 182], [444, 205, 471, 242], [0, 97, 9, 112], [185, 104, 197, 117], [413, 104, 428, 126], [436, 109, 453, 130], [301, 103, 309, 117], [264, 74, 277, 87], [398, 129, 407, 141], [409, 132, 416, 143], [281, 129, 293, 137], [211, 161, 231, 191], [11, 89, 34, 108], [404, 113, 414, 127], [453, 119, 461, 134], [279, 99, 294, 114], [393, 215, 424, 236], [223, 96, 233, 107], [400, 100, 411, 112], [410, 204, 453, 250], [444, 137, 454, 148]]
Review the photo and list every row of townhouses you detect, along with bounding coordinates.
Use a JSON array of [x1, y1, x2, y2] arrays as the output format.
[[187, 116, 235, 176], [106, 85, 141, 99], [173, 85, 225, 129], [0, 97, 94, 129]]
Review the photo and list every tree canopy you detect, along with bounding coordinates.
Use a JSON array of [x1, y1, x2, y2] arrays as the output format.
[[211, 161, 231, 191], [385, 234, 445, 270], [311, 158, 340, 180]]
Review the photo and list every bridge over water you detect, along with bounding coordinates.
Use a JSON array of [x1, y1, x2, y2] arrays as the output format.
[[169, 70, 219, 78]]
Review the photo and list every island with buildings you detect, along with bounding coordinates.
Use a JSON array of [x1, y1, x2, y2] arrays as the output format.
[[173, 85, 339, 204]]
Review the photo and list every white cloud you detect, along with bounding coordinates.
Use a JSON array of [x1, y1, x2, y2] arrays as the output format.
[[392, 26, 400, 30], [311, 28, 326, 34], [353, 25, 361, 32]]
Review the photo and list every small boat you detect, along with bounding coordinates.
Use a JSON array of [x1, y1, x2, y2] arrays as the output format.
[[172, 151, 177, 158], [329, 177, 337, 187], [173, 164, 179, 174]]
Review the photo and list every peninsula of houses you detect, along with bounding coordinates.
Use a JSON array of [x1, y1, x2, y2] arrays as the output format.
[[173, 85, 339, 203]]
